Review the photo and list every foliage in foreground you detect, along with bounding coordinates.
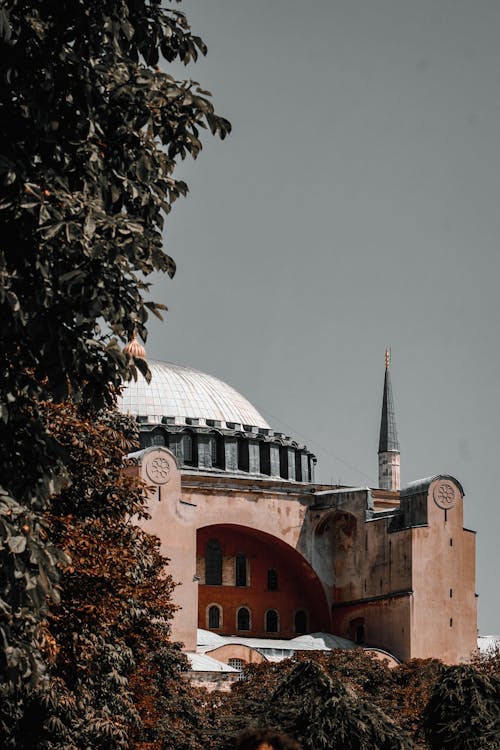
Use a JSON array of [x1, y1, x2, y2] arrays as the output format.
[[0, 0, 229, 742], [423, 664, 500, 750], [1, 403, 208, 749], [204, 649, 500, 750]]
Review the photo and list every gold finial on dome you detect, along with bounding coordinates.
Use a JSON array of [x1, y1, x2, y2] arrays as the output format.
[[385, 347, 391, 370], [123, 331, 146, 359]]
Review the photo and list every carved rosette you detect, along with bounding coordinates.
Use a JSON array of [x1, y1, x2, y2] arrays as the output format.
[[433, 479, 459, 510], [144, 454, 171, 485]]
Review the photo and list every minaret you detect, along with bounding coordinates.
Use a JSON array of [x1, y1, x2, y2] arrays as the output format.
[[378, 348, 400, 491]]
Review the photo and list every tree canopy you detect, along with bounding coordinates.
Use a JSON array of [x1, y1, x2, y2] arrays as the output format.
[[0, 0, 229, 743]]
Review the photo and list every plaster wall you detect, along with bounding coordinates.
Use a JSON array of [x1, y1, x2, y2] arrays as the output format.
[[409, 478, 477, 663], [204, 643, 266, 665], [332, 595, 412, 661], [197, 525, 330, 638]]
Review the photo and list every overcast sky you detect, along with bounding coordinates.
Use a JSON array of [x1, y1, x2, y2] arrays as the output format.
[[146, 1, 500, 634]]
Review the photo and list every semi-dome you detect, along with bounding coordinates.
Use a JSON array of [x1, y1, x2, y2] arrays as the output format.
[[118, 360, 270, 430]]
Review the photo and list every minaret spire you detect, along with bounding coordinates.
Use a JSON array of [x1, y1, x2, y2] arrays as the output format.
[[378, 348, 400, 490]]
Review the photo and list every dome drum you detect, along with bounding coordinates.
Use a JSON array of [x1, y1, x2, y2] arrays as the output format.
[[119, 360, 316, 483], [136, 421, 317, 482]]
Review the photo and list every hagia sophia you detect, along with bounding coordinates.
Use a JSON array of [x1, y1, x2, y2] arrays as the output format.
[[119, 338, 477, 686]]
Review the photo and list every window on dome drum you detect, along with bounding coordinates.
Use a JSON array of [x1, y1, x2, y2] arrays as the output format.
[[265, 609, 279, 633], [259, 442, 271, 475], [151, 430, 167, 447], [294, 610, 308, 634], [267, 568, 278, 591], [237, 438, 249, 472], [205, 539, 223, 585], [235, 554, 247, 587], [208, 605, 221, 629], [181, 432, 197, 466], [237, 607, 251, 631], [295, 450, 303, 481], [210, 434, 225, 470], [279, 446, 289, 479]]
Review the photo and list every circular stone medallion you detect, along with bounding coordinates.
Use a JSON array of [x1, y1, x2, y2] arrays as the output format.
[[433, 480, 458, 510], [145, 454, 171, 485]]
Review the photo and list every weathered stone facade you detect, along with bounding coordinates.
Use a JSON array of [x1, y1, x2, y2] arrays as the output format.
[[121, 358, 477, 664]]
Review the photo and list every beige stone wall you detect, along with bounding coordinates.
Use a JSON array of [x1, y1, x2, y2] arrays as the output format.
[[409, 478, 477, 663]]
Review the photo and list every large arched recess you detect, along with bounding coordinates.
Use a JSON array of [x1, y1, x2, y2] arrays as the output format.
[[196, 524, 331, 638]]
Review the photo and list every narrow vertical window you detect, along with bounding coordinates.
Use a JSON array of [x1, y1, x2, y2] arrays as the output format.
[[235, 553, 247, 587], [294, 610, 307, 634], [237, 607, 250, 631], [265, 609, 279, 633], [205, 539, 222, 585], [450, 588, 453, 598], [182, 433, 193, 462], [208, 605, 221, 629], [267, 568, 278, 591]]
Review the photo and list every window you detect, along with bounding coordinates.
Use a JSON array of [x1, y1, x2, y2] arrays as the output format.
[[210, 437, 217, 463], [259, 443, 271, 475], [237, 607, 250, 631], [210, 433, 225, 470], [151, 432, 166, 446], [267, 568, 278, 591], [182, 433, 193, 462], [295, 450, 303, 481], [208, 605, 221, 629], [294, 610, 307, 634], [355, 623, 365, 644], [279, 446, 288, 479], [205, 539, 222, 585], [238, 438, 249, 472], [235, 554, 247, 587], [265, 609, 279, 633], [228, 658, 246, 679]]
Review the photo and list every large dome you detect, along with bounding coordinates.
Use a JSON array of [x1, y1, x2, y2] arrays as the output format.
[[118, 360, 270, 430]]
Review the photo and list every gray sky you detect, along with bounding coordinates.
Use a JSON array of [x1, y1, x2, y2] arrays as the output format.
[[146, 0, 500, 634]]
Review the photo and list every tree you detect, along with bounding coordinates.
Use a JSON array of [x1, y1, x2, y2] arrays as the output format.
[[422, 664, 500, 750], [0, 0, 229, 715], [214, 656, 415, 750], [1, 401, 212, 749]]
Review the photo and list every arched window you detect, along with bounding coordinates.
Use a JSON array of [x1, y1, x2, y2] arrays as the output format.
[[237, 438, 249, 472], [348, 617, 365, 644], [237, 607, 251, 631], [205, 539, 222, 585], [208, 605, 221, 629], [235, 553, 247, 587], [265, 609, 279, 633], [294, 610, 308, 634], [259, 442, 271, 475], [295, 450, 303, 481], [182, 432, 193, 463], [279, 446, 289, 479], [151, 430, 166, 447], [267, 568, 278, 591], [210, 433, 225, 470]]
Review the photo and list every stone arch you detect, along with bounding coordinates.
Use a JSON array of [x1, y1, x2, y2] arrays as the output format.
[[196, 523, 331, 638], [312, 510, 359, 588]]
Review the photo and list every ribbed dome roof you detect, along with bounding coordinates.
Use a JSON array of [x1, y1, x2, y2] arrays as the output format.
[[118, 360, 270, 429]]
